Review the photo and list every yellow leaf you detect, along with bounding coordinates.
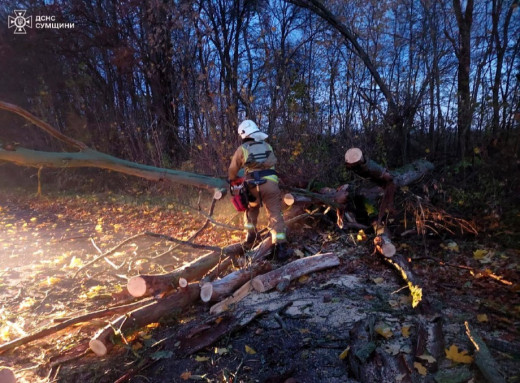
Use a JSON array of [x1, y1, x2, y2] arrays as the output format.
[[68, 256, 84, 269], [298, 275, 309, 284], [0, 326, 11, 341], [473, 249, 488, 260], [401, 325, 411, 338], [339, 346, 350, 360], [95, 224, 103, 233], [375, 323, 393, 339], [19, 297, 36, 309], [477, 314, 489, 322], [180, 371, 191, 380], [195, 355, 210, 362], [414, 362, 427, 375], [357, 230, 367, 241], [245, 345, 256, 355], [445, 344, 473, 364], [41, 276, 61, 287], [30, 217, 37, 222]]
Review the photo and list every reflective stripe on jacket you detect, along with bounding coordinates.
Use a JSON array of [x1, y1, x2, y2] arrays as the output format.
[[228, 140, 278, 183]]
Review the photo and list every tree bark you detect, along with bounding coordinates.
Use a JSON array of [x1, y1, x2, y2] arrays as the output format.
[[0, 298, 154, 354], [465, 321, 507, 383], [346, 317, 412, 383], [127, 243, 243, 298], [345, 148, 433, 222], [200, 261, 272, 302], [89, 283, 200, 356], [209, 281, 253, 315], [251, 253, 339, 293]]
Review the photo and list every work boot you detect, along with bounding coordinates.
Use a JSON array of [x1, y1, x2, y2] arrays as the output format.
[[274, 243, 292, 261]]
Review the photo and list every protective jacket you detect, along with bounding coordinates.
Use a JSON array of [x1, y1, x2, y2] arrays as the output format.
[[228, 138, 286, 244]]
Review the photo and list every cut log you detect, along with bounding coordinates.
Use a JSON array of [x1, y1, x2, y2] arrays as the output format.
[[465, 321, 506, 383], [284, 185, 349, 209], [0, 367, 16, 383], [414, 315, 444, 372], [373, 232, 396, 258], [0, 298, 154, 354], [345, 147, 364, 165], [200, 261, 271, 302], [346, 316, 412, 383], [89, 283, 200, 356], [209, 281, 253, 315], [251, 253, 340, 293], [345, 148, 434, 222], [283, 193, 312, 206], [127, 243, 243, 298]]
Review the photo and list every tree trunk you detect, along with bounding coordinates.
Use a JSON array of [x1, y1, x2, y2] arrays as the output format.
[[89, 283, 200, 356], [0, 101, 227, 193], [251, 252, 340, 293]]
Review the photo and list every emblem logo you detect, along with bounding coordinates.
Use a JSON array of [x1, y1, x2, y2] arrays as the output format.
[[8, 10, 32, 34]]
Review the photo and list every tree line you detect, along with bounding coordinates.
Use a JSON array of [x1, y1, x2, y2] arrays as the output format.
[[0, 0, 518, 185]]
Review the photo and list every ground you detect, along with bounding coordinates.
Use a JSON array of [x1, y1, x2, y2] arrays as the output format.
[[0, 186, 519, 383]]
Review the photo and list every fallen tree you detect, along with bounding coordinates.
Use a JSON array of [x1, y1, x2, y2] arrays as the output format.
[[0, 101, 227, 195], [345, 147, 434, 223]]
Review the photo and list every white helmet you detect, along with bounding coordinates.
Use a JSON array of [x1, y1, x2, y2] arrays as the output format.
[[237, 120, 268, 141]]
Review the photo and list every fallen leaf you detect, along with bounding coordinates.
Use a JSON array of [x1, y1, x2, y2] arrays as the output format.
[[414, 361, 427, 376], [372, 277, 384, 285], [477, 314, 488, 322], [214, 347, 229, 355], [195, 355, 210, 362], [473, 249, 487, 260], [375, 323, 393, 339], [445, 344, 473, 364], [180, 371, 191, 380], [339, 346, 350, 360], [245, 345, 256, 354], [401, 325, 411, 338]]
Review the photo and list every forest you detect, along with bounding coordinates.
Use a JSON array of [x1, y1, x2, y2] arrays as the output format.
[[0, 0, 519, 382]]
